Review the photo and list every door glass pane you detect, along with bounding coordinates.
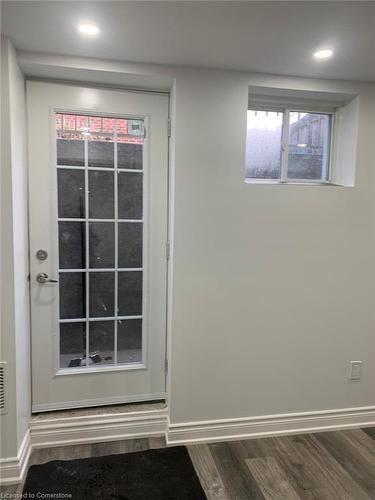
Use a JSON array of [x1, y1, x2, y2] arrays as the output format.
[[118, 172, 143, 219], [89, 171, 114, 219], [288, 112, 331, 180], [60, 323, 86, 368], [118, 222, 143, 268], [117, 319, 142, 364], [59, 273, 86, 319], [57, 139, 85, 166], [56, 113, 86, 166], [118, 271, 143, 316], [59, 222, 85, 269], [89, 321, 115, 365], [89, 272, 115, 317], [117, 143, 143, 170], [88, 140, 114, 168], [89, 222, 114, 268], [56, 112, 145, 370], [57, 169, 85, 218], [245, 110, 283, 180]]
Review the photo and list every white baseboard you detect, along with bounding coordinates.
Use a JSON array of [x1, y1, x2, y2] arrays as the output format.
[[2, 405, 374, 485], [167, 405, 375, 445], [0, 430, 31, 485], [30, 407, 168, 448], [0, 408, 167, 485]]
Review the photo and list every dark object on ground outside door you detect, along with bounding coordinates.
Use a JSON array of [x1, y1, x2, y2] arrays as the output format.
[[90, 352, 102, 364], [68, 352, 104, 367], [68, 358, 82, 368]]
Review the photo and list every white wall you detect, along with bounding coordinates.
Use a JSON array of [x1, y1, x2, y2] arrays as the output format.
[[168, 69, 375, 423], [0, 37, 30, 458], [11, 51, 375, 431]]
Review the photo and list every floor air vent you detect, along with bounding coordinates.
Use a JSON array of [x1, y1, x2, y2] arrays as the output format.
[[0, 362, 6, 414]]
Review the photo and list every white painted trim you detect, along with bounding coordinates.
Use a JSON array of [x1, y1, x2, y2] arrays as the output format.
[[167, 406, 375, 445], [2, 405, 374, 484], [32, 392, 166, 412], [0, 430, 31, 485], [0, 407, 167, 484], [30, 407, 168, 448], [280, 108, 289, 182]]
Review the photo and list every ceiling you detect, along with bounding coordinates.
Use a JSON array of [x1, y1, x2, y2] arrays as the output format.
[[2, 1, 375, 82]]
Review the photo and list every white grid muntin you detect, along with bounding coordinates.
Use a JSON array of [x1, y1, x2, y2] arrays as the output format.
[[58, 268, 143, 272], [59, 316, 143, 323], [56, 111, 147, 373], [58, 218, 143, 223], [57, 165, 143, 173], [114, 123, 119, 363], [84, 129, 90, 368]]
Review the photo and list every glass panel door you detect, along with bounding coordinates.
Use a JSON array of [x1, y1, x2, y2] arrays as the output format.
[[28, 81, 168, 411], [56, 113, 145, 370]]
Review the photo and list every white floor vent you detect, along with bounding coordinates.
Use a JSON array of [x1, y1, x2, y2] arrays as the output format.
[[0, 362, 7, 415]]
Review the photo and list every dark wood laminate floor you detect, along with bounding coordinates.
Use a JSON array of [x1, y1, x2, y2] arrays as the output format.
[[1, 428, 374, 499]]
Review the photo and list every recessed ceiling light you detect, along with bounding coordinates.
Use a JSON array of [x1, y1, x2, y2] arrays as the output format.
[[298, 143, 307, 147], [313, 49, 333, 59], [78, 24, 100, 36]]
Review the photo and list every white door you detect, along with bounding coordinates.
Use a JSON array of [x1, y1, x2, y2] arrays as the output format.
[[27, 81, 169, 412]]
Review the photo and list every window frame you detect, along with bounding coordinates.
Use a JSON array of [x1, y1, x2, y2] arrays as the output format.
[[246, 106, 335, 185]]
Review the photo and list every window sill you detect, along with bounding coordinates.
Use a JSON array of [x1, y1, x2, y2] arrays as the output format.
[[244, 178, 346, 187]]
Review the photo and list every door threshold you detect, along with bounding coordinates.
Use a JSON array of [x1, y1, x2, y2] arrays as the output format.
[[32, 399, 166, 418], [30, 402, 168, 451]]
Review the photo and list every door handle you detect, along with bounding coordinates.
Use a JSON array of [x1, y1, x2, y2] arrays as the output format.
[[36, 272, 58, 284]]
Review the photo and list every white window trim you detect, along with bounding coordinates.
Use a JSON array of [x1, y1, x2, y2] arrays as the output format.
[[246, 106, 337, 185], [280, 109, 290, 182]]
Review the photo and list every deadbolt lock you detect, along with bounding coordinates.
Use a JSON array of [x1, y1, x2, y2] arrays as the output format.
[[36, 249, 48, 261]]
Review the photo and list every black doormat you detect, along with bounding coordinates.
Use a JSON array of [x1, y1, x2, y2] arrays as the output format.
[[23, 446, 206, 500]]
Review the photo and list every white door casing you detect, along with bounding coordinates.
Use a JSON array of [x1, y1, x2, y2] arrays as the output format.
[[27, 82, 169, 412]]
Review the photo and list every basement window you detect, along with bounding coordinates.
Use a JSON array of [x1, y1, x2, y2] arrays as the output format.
[[245, 108, 333, 184]]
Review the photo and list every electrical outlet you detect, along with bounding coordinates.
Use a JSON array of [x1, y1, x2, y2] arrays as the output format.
[[349, 361, 362, 381]]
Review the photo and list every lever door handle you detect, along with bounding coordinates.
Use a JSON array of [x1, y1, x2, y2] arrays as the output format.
[[36, 272, 58, 284]]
